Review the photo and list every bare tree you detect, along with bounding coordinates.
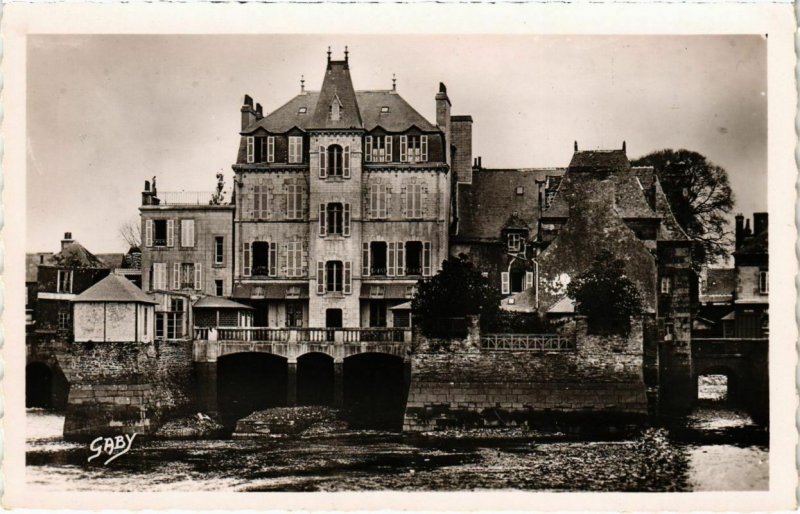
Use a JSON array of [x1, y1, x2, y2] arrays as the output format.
[[119, 218, 141, 248]]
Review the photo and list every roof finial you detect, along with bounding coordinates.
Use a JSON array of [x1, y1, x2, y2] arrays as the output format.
[[574, 141, 578, 152], [301, 74, 305, 93], [392, 73, 397, 92], [327, 46, 331, 62], [344, 45, 349, 62]]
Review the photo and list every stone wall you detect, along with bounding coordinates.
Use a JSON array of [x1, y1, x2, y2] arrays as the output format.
[[59, 339, 195, 440], [403, 316, 648, 431]]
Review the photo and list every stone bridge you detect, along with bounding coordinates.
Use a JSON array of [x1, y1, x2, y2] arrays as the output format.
[[25, 333, 71, 409]]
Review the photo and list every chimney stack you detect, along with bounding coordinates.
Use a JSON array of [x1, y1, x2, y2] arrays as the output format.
[[622, 140, 627, 153], [61, 232, 74, 251], [574, 141, 579, 152], [255, 103, 263, 119], [744, 218, 752, 237], [735, 214, 744, 249], [436, 82, 452, 166], [241, 94, 256, 130], [753, 212, 768, 236]]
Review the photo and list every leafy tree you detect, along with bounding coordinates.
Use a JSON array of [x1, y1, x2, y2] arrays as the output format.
[[566, 251, 644, 335], [412, 254, 501, 338], [632, 149, 735, 265]]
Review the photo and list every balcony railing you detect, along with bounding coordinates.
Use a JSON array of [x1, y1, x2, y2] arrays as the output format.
[[194, 326, 410, 344], [157, 191, 216, 205], [480, 333, 575, 351]]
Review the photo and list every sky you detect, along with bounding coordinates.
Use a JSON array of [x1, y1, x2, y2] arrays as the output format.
[[27, 35, 767, 253]]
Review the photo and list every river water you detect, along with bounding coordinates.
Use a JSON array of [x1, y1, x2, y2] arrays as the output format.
[[25, 408, 767, 492]]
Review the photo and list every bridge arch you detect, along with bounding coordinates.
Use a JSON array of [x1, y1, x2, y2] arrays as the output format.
[[343, 353, 409, 430], [217, 352, 288, 426], [26, 361, 69, 409], [297, 352, 335, 406]]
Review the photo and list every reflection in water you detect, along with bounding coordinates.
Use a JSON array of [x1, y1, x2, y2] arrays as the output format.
[[25, 408, 768, 492]]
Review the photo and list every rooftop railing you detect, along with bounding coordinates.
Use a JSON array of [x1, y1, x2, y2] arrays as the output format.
[[156, 191, 217, 205]]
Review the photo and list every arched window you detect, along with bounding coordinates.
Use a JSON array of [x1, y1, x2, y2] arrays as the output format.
[[327, 145, 343, 176]]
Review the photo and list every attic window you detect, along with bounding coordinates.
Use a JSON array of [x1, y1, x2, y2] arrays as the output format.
[[298, 107, 308, 114], [515, 186, 524, 195], [380, 106, 390, 113]]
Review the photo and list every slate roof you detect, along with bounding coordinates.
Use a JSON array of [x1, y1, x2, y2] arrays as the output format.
[[736, 228, 768, 256], [50, 242, 108, 269], [544, 151, 656, 220], [309, 60, 363, 129], [242, 91, 438, 135], [455, 168, 565, 242], [73, 274, 157, 304], [26, 253, 54, 282], [193, 296, 254, 310]]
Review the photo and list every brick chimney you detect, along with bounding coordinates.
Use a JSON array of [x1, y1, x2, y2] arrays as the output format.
[[241, 94, 256, 130], [61, 232, 74, 251], [255, 103, 264, 120], [753, 212, 768, 236], [451, 115, 473, 184], [735, 213, 744, 249], [436, 82, 451, 166]]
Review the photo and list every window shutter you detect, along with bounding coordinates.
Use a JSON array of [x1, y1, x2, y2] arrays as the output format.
[[343, 203, 351, 236], [421, 186, 429, 218], [267, 136, 275, 163], [267, 186, 274, 219], [319, 145, 327, 178], [344, 261, 352, 295], [362, 242, 370, 276], [284, 243, 290, 276], [388, 242, 396, 277], [269, 242, 277, 276], [421, 135, 428, 161], [501, 272, 510, 295], [195, 263, 203, 291], [284, 184, 292, 218], [319, 203, 327, 236], [525, 271, 534, 290], [301, 244, 308, 275], [253, 185, 262, 218], [401, 186, 408, 218], [317, 261, 326, 294], [173, 263, 180, 290], [365, 136, 372, 162], [343, 145, 351, 178], [368, 184, 376, 218], [385, 136, 393, 162], [386, 186, 392, 218], [400, 135, 407, 162], [145, 220, 153, 247], [396, 242, 405, 276], [242, 242, 251, 277], [167, 219, 175, 247], [246, 136, 255, 163], [423, 242, 432, 277]]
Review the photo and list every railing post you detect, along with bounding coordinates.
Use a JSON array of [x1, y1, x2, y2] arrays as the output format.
[[334, 329, 344, 344], [208, 328, 218, 342], [288, 329, 298, 344]]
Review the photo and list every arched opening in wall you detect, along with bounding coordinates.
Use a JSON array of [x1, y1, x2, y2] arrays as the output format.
[[297, 353, 335, 406], [26, 362, 53, 408], [217, 353, 287, 426], [343, 353, 406, 430]]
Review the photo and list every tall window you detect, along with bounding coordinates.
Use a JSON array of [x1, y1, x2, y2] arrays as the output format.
[[58, 310, 71, 331], [369, 184, 389, 219], [404, 184, 424, 218], [759, 271, 769, 294], [180, 219, 195, 248], [320, 202, 350, 236], [286, 301, 304, 327], [252, 185, 270, 219], [148, 219, 172, 247], [252, 241, 271, 276], [286, 242, 303, 277], [370, 242, 387, 275], [327, 145, 344, 177], [151, 263, 167, 290], [400, 135, 428, 163], [286, 183, 303, 219], [214, 236, 224, 265], [180, 263, 196, 289], [405, 241, 423, 276], [215, 279, 224, 297], [246, 136, 274, 163], [326, 203, 343, 235], [156, 297, 184, 340], [369, 301, 387, 327], [365, 136, 393, 163], [326, 261, 343, 292], [56, 270, 73, 293], [288, 136, 303, 163]]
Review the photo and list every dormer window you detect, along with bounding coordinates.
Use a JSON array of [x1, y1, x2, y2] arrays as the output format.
[[298, 107, 308, 114], [380, 106, 390, 113], [508, 233, 522, 252], [329, 96, 343, 121]]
